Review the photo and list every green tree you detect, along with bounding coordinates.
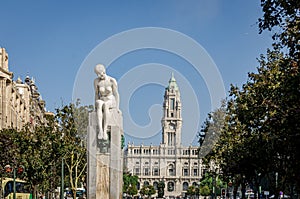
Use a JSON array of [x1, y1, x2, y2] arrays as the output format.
[[231, 49, 299, 196], [127, 185, 138, 197], [201, 1, 300, 198], [21, 118, 61, 197], [258, 0, 300, 58], [199, 172, 226, 196], [186, 185, 195, 196], [139, 184, 156, 199], [123, 173, 139, 197], [186, 185, 200, 197], [56, 103, 88, 199], [0, 129, 21, 173], [0, 102, 90, 199], [198, 102, 226, 159], [203, 50, 300, 199], [200, 185, 211, 196], [258, 0, 300, 193], [0, 114, 62, 199], [73, 99, 94, 146]]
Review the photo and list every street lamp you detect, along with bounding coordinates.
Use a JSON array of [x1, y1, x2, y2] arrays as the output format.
[[275, 172, 278, 190], [212, 175, 216, 199], [4, 164, 25, 199], [258, 173, 261, 199], [60, 158, 64, 199], [211, 168, 218, 199], [197, 181, 201, 199]]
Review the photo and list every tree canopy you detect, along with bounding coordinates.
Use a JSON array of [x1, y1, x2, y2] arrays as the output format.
[[200, 1, 300, 199], [123, 172, 139, 197], [0, 102, 90, 199], [139, 184, 156, 198]]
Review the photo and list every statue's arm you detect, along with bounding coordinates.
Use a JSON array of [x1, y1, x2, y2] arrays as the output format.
[[94, 78, 99, 106], [111, 78, 120, 110]]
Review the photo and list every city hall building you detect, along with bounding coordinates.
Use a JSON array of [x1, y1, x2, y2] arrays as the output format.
[[125, 74, 208, 198]]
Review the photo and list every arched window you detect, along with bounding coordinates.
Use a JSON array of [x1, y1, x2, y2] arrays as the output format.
[[167, 181, 175, 192], [183, 182, 189, 191], [153, 181, 158, 190], [144, 181, 149, 186]]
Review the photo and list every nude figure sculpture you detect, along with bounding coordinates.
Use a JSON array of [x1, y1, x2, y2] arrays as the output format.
[[94, 64, 119, 140]]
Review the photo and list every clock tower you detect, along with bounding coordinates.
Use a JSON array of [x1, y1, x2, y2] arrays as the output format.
[[161, 73, 182, 147]]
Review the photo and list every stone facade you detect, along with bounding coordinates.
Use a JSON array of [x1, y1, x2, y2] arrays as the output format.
[[125, 74, 209, 198], [0, 47, 48, 131]]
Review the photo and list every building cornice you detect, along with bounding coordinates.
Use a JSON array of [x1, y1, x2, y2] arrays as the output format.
[[0, 67, 13, 79]]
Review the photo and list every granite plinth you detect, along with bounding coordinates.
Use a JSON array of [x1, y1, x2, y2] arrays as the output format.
[[87, 110, 123, 199]]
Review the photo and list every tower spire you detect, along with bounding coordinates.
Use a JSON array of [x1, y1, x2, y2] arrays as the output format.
[[161, 73, 182, 146], [167, 72, 179, 92]]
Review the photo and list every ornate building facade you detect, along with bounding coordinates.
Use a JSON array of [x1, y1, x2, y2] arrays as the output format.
[[0, 47, 48, 130], [125, 74, 208, 198]]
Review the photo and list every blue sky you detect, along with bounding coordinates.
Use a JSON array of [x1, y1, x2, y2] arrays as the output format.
[[0, 1, 273, 146]]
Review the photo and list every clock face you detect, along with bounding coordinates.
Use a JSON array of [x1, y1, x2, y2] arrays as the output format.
[[169, 124, 175, 130]]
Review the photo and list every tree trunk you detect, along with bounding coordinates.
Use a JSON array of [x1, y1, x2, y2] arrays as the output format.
[[233, 184, 238, 199], [241, 182, 246, 199], [32, 184, 38, 199], [72, 188, 76, 199]]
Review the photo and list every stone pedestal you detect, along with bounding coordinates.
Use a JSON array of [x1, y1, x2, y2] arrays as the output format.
[[87, 114, 97, 199], [110, 126, 123, 199], [96, 154, 109, 199], [87, 110, 123, 199]]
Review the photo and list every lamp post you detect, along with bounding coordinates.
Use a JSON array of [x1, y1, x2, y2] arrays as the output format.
[[60, 158, 64, 199], [258, 173, 261, 199], [275, 172, 278, 190], [212, 173, 216, 199], [4, 164, 24, 199], [197, 181, 201, 199]]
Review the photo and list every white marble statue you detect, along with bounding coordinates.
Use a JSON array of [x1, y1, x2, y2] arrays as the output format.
[[94, 64, 119, 140]]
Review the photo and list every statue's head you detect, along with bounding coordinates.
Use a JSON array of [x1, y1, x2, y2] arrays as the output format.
[[94, 64, 106, 79]]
